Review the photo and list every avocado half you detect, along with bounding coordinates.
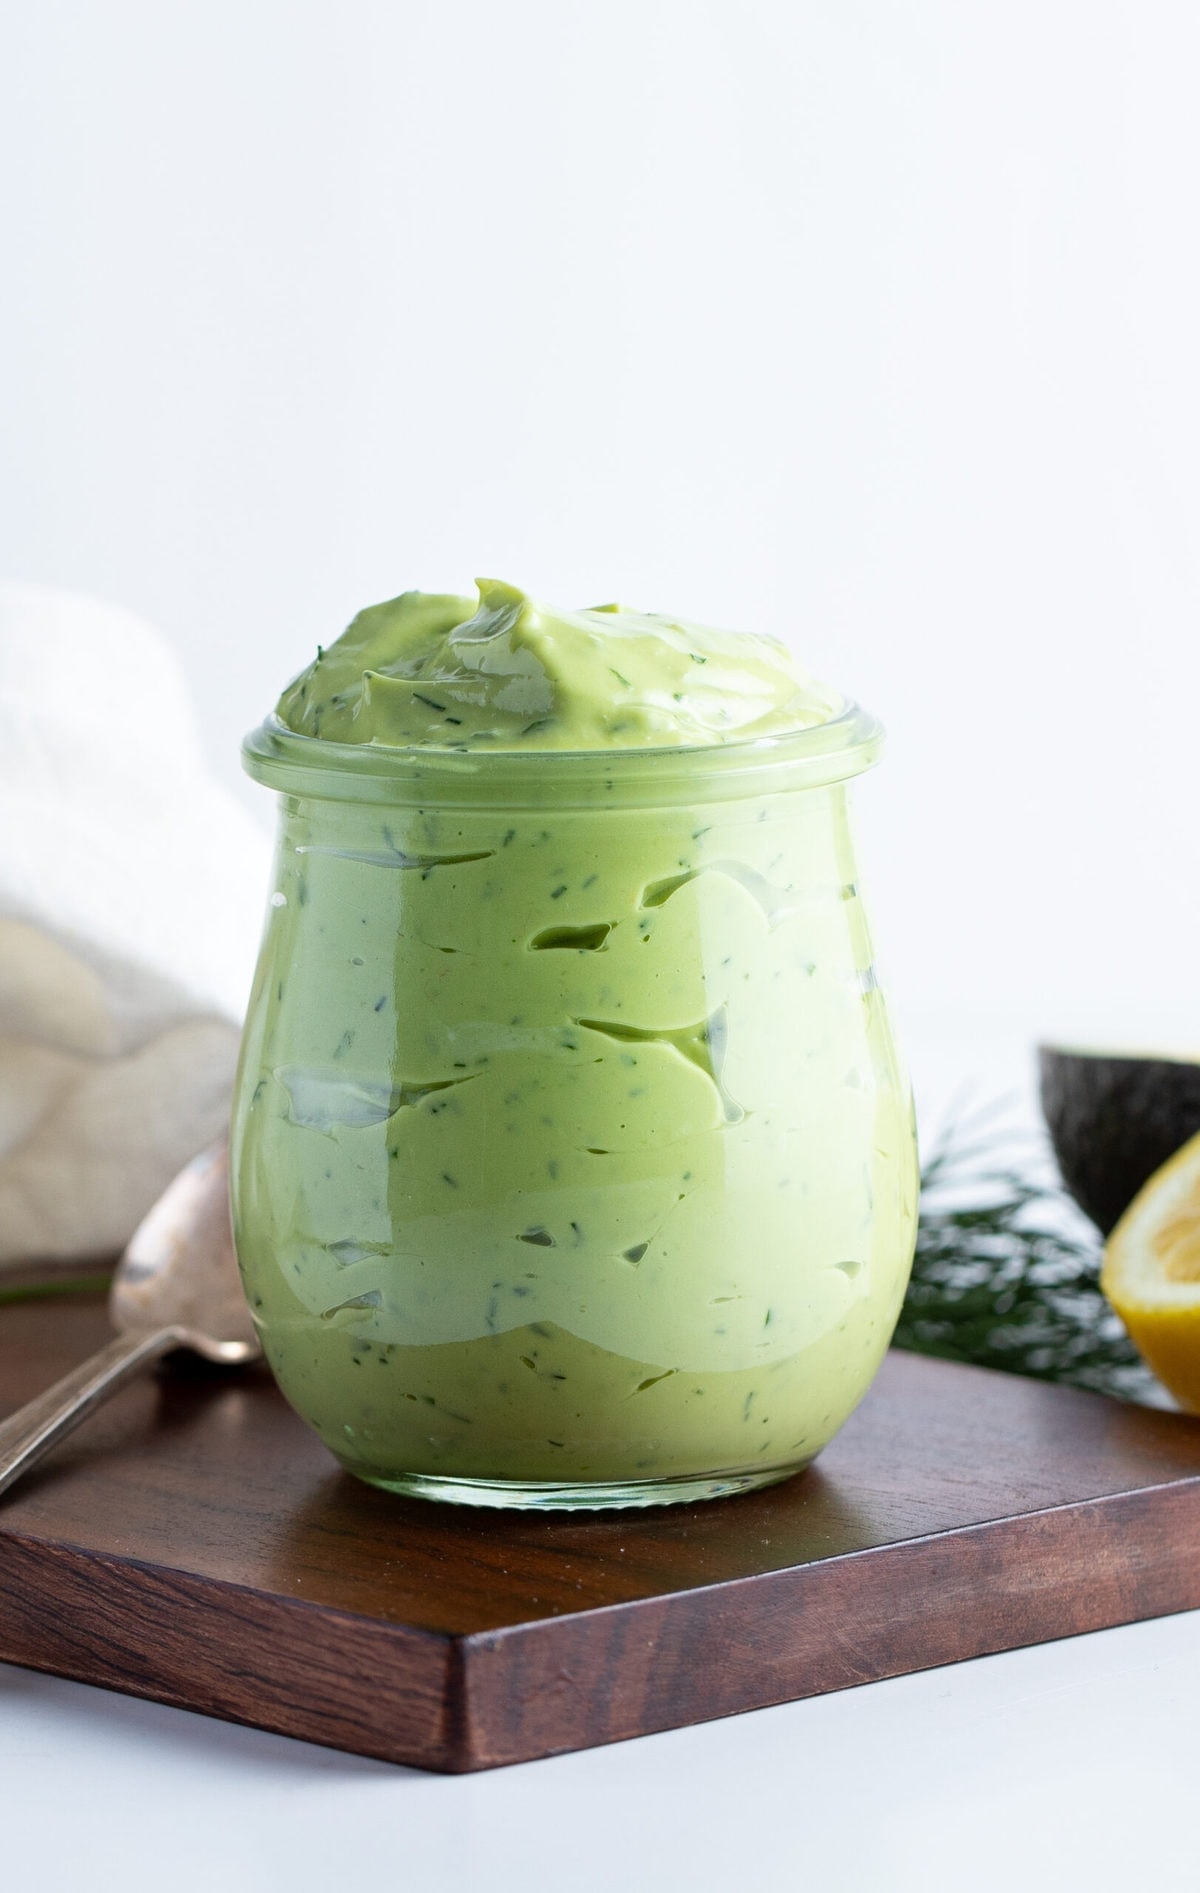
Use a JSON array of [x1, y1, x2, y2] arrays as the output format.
[[1039, 1045, 1200, 1235]]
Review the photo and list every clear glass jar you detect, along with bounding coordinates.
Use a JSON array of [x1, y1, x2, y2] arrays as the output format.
[[231, 707, 918, 1509]]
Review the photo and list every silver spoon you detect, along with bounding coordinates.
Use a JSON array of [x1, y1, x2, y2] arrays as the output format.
[[0, 1141, 260, 1500]]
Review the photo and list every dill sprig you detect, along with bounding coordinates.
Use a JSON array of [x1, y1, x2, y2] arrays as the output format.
[[896, 1102, 1158, 1403]]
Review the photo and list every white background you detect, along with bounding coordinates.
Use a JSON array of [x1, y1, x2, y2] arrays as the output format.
[[4, 0, 1200, 1098]]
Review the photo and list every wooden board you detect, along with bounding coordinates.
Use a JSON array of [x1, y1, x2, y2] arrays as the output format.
[[2, 1294, 1199, 1772]]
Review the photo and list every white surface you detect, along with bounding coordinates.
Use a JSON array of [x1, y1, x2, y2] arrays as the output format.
[[3, 1, 1200, 1067], [3, 1609, 1197, 1893]]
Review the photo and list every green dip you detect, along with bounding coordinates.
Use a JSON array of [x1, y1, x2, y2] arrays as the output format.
[[274, 578, 840, 751], [231, 581, 917, 1506]]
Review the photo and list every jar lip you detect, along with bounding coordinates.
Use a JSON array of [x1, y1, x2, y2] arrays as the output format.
[[241, 701, 885, 807]]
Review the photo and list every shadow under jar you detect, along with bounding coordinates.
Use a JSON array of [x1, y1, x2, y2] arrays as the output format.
[[232, 709, 918, 1509]]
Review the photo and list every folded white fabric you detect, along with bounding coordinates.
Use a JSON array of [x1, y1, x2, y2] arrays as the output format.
[[0, 585, 270, 1266]]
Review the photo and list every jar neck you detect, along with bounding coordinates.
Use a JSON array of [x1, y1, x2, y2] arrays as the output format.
[[241, 703, 884, 812]]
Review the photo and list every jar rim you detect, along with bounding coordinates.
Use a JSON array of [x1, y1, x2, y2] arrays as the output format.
[[241, 701, 884, 808]]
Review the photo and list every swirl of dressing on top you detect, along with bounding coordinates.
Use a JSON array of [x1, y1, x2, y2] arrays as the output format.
[[275, 579, 841, 752]]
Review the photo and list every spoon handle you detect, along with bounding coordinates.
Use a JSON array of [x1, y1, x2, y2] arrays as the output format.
[[0, 1328, 180, 1500]]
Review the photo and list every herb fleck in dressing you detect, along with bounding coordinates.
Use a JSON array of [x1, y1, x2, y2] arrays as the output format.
[[232, 581, 917, 1503]]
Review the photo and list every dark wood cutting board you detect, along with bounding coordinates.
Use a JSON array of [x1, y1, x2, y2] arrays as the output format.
[[2, 1294, 1199, 1772]]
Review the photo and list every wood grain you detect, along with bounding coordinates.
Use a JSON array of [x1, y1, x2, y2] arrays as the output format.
[[1, 1296, 1199, 1770]]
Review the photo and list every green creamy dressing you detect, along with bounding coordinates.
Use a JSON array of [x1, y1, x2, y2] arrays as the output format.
[[274, 579, 840, 751], [232, 582, 918, 1498]]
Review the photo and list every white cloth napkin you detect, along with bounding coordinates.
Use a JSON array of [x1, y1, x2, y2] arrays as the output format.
[[0, 585, 270, 1266]]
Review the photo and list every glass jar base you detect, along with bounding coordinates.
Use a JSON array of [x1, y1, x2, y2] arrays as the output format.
[[346, 1459, 812, 1511]]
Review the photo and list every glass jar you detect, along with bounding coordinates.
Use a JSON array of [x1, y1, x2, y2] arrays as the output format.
[[231, 706, 918, 1509]]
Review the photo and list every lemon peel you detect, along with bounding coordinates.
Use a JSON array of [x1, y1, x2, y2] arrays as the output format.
[[1102, 1127, 1200, 1412]]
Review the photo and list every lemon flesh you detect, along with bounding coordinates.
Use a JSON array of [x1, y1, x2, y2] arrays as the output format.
[[1102, 1127, 1200, 1412]]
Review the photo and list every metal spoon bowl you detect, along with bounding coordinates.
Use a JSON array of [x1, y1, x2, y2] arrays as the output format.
[[0, 1141, 259, 1500]]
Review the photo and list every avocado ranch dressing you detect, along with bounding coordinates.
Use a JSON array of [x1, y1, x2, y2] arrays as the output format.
[[273, 579, 842, 750], [232, 581, 918, 1503]]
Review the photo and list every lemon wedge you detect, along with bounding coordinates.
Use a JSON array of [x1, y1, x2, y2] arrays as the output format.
[[1102, 1127, 1200, 1412]]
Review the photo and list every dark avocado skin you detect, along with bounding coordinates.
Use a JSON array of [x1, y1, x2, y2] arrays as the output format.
[[1039, 1047, 1200, 1235]]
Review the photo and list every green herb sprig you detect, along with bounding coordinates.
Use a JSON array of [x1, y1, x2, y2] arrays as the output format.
[[895, 1102, 1158, 1403]]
